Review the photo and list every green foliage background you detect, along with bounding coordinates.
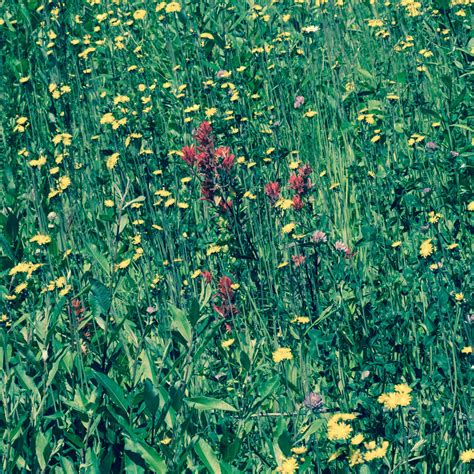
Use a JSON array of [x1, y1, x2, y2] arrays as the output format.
[[0, 0, 472, 472]]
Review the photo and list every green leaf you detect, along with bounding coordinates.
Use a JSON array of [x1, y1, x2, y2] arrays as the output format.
[[124, 437, 167, 473], [195, 438, 222, 474], [90, 279, 112, 315], [93, 371, 129, 413], [85, 243, 110, 275], [144, 379, 160, 416], [0, 233, 15, 260], [169, 304, 192, 345], [35, 431, 49, 471], [185, 396, 237, 412], [14, 366, 40, 400]]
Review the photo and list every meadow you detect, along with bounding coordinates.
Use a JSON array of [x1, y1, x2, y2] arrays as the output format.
[[0, 0, 473, 472]]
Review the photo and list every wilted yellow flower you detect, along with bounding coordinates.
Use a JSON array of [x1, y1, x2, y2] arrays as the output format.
[[30, 234, 51, 245], [115, 258, 131, 270], [221, 339, 235, 348], [291, 446, 307, 455], [351, 434, 364, 445], [282, 223, 296, 234], [106, 153, 120, 170]]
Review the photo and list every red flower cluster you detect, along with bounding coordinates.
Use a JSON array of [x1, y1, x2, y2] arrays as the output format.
[[213, 276, 238, 319], [180, 121, 235, 205], [288, 164, 312, 210], [265, 181, 281, 203], [265, 163, 312, 210]]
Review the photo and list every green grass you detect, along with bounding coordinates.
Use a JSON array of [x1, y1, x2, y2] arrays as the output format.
[[0, 0, 472, 472]]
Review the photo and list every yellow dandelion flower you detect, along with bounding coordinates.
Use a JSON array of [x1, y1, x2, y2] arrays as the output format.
[[133, 9, 147, 20], [277, 456, 298, 473], [460, 449, 474, 463], [419, 239, 434, 258], [165, 2, 181, 13], [327, 421, 352, 441], [365, 441, 389, 461], [272, 347, 293, 363], [461, 346, 472, 354]]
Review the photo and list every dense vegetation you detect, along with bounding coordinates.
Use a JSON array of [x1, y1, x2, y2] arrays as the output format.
[[0, 0, 472, 472]]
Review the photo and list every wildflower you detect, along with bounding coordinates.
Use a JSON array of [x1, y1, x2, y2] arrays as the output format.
[[419, 239, 434, 258], [282, 223, 296, 234], [460, 449, 474, 463], [221, 338, 235, 348], [292, 255, 306, 267], [291, 316, 310, 324], [454, 293, 464, 302], [364, 441, 389, 461], [426, 141, 438, 150], [201, 271, 212, 284], [351, 434, 364, 445], [58, 176, 71, 190], [461, 346, 472, 354], [312, 231, 327, 243], [115, 258, 131, 271], [133, 9, 147, 20], [291, 446, 307, 455], [303, 392, 324, 411], [391, 241, 402, 248], [265, 182, 281, 202], [349, 449, 364, 466], [303, 110, 318, 118], [165, 2, 181, 13], [277, 457, 298, 473], [334, 241, 351, 257], [106, 153, 119, 170], [214, 146, 235, 170], [292, 195, 304, 210], [294, 96, 305, 108], [30, 234, 51, 245], [327, 420, 352, 441], [272, 347, 293, 363], [378, 384, 412, 410]]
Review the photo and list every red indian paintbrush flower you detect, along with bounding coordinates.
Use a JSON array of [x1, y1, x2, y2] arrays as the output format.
[[181, 145, 196, 166], [265, 181, 281, 202]]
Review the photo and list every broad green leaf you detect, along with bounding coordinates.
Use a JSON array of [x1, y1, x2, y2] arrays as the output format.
[[90, 279, 111, 315], [93, 371, 129, 413], [169, 304, 192, 345], [85, 244, 110, 275], [124, 437, 166, 473], [195, 438, 222, 474], [185, 396, 237, 412], [14, 366, 40, 400], [35, 431, 49, 471]]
